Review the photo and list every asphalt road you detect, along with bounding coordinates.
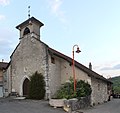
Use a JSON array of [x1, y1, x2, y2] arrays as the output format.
[[0, 98, 120, 113], [0, 98, 66, 113], [80, 99, 120, 113]]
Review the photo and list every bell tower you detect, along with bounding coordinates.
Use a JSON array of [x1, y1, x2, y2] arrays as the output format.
[[16, 17, 44, 40]]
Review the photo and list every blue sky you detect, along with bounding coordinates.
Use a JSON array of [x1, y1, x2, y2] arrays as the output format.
[[0, 0, 120, 78]]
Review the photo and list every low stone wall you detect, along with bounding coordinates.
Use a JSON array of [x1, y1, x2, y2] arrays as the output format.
[[64, 96, 91, 111], [49, 99, 67, 108]]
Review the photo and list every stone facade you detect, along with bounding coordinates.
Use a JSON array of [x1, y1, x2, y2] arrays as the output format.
[[48, 52, 91, 98], [0, 62, 8, 97], [3, 65, 11, 97], [0, 62, 8, 82], [91, 77, 109, 105], [48, 55, 61, 97], [11, 34, 47, 96], [60, 58, 91, 84], [0, 70, 3, 82]]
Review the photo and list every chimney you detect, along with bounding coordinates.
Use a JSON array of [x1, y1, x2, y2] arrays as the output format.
[[89, 62, 92, 70], [2, 59, 4, 62]]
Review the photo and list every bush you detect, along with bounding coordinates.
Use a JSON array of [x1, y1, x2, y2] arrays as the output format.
[[55, 78, 92, 99], [55, 81, 75, 99], [28, 71, 46, 100], [76, 80, 92, 98]]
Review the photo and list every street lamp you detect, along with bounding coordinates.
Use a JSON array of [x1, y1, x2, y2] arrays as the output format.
[[72, 44, 81, 93]]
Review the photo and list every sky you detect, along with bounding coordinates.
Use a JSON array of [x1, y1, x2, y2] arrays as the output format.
[[0, 0, 120, 78]]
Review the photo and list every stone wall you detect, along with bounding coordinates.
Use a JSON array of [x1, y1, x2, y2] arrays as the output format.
[[91, 77, 108, 105], [3, 65, 11, 97], [64, 96, 91, 111], [0, 70, 3, 81], [48, 55, 61, 97], [49, 55, 91, 98], [60, 58, 91, 84], [11, 34, 48, 96]]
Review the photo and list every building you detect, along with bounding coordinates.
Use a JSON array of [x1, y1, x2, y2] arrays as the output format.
[[4, 17, 112, 105], [0, 61, 8, 97]]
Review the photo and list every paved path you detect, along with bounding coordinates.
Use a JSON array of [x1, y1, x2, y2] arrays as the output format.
[[0, 98, 66, 113], [80, 99, 120, 113]]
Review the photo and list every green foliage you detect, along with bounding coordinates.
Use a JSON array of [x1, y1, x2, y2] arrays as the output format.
[[76, 80, 92, 97], [55, 81, 75, 99], [55, 78, 92, 99], [29, 71, 46, 100], [110, 76, 120, 94]]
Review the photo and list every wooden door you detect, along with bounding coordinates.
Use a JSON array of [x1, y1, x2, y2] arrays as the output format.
[[23, 78, 30, 96]]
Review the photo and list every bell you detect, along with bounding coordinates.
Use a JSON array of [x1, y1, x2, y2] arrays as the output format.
[[76, 47, 81, 53]]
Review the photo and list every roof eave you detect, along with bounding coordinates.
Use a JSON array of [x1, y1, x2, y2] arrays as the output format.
[[16, 17, 44, 29]]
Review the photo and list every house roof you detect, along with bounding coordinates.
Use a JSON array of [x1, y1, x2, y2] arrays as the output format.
[[16, 17, 44, 29], [48, 47, 112, 84], [0, 62, 8, 70]]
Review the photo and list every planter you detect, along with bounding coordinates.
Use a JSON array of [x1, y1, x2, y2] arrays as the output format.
[[49, 99, 67, 108]]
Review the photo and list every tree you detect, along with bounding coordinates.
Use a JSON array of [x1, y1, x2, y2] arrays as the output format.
[[29, 71, 46, 100]]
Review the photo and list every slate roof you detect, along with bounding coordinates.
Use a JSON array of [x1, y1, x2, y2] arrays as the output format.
[[0, 62, 8, 70]]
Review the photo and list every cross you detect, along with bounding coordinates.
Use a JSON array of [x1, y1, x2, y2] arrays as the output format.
[[28, 6, 30, 18]]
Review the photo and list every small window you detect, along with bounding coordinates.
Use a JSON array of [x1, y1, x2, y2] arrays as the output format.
[[51, 57, 55, 64], [23, 27, 30, 35]]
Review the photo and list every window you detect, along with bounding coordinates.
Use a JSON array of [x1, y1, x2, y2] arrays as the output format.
[[98, 83, 100, 91], [51, 57, 55, 64], [23, 27, 30, 35]]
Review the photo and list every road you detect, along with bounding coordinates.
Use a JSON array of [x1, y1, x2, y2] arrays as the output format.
[[0, 98, 120, 113], [0, 98, 66, 113], [80, 99, 120, 113]]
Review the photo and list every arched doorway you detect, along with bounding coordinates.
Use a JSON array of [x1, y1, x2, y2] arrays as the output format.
[[23, 78, 30, 96]]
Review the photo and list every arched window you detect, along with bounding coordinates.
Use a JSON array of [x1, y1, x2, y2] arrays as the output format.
[[23, 27, 30, 35]]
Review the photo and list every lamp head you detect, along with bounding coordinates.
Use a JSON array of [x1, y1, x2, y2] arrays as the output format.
[[76, 47, 81, 53]]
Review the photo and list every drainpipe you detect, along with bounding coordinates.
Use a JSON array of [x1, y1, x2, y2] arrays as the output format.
[[45, 45, 50, 100]]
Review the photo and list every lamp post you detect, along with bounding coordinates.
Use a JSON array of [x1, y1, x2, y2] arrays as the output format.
[[72, 45, 81, 93]]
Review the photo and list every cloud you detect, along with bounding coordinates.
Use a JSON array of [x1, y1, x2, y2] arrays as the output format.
[[0, 0, 10, 6], [100, 67, 112, 71], [0, 28, 18, 61], [47, 0, 66, 23], [92, 61, 120, 78], [0, 39, 12, 61], [113, 64, 120, 69], [100, 64, 120, 71], [50, 0, 62, 14], [0, 39, 12, 54]]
